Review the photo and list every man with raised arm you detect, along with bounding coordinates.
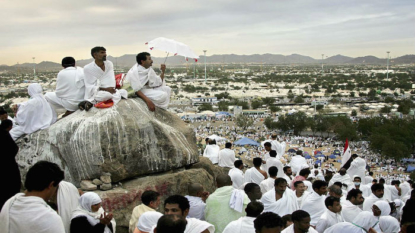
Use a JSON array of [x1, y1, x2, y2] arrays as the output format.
[[126, 52, 171, 111]]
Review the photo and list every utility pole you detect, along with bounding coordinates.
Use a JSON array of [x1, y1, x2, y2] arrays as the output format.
[[386, 51, 390, 79], [203, 50, 207, 83], [32, 57, 36, 79]]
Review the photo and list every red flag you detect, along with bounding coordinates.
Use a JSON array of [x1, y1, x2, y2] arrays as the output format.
[[341, 138, 351, 167], [195, 59, 198, 62]]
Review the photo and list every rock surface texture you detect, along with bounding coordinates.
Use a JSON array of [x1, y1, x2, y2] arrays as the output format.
[[15, 99, 198, 185]]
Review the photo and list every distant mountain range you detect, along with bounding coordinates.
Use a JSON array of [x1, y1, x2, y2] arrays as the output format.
[[1, 54, 414, 72]]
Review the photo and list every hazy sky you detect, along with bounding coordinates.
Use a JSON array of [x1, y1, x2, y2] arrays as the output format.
[[1, 0, 414, 65]]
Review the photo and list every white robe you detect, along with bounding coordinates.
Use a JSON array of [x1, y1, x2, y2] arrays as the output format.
[[265, 157, 284, 177], [261, 188, 299, 216], [203, 144, 220, 164], [341, 200, 362, 223], [296, 191, 310, 208], [301, 192, 326, 226], [281, 224, 318, 233], [283, 174, 293, 185], [365, 176, 374, 184], [57, 181, 80, 233], [260, 177, 275, 194], [185, 195, 206, 220], [315, 209, 344, 233], [218, 148, 236, 168], [362, 193, 384, 211], [0, 193, 65, 233], [83, 60, 127, 104], [354, 185, 371, 198], [244, 167, 265, 185], [222, 216, 255, 233], [10, 83, 56, 141], [379, 216, 400, 233], [137, 212, 163, 232], [125, 64, 171, 109], [347, 157, 367, 185], [45, 67, 85, 112], [229, 168, 245, 189], [328, 173, 353, 189], [289, 155, 308, 175], [399, 182, 411, 200], [150, 218, 214, 233]]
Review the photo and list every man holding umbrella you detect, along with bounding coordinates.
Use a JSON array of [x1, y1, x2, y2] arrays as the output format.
[[126, 52, 171, 111]]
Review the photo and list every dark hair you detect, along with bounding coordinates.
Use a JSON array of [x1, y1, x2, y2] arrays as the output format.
[[254, 212, 283, 231], [156, 215, 187, 233], [269, 150, 277, 158], [346, 188, 363, 201], [164, 195, 190, 212], [294, 181, 304, 188], [264, 142, 271, 147], [0, 107, 7, 115], [244, 183, 260, 194], [246, 201, 264, 217], [274, 178, 287, 186], [209, 139, 217, 145], [372, 179, 378, 183], [25, 161, 64, 192], [312, 180, 328, 190], [296, 150, 303, 155], [281, 214, 292, 228], [291, 210, 310, 222], [0, 119, 13, 130], [283, 166, 291, 173], [299, 168, 311, 176], [379, 178, 385, 184], [391, 180, 400, 186], [268, 166, 278, 177], [141, 190, 160, 206], [353, 176, 362, 182], [225, 142, 232, 148], [205, 138, 210, 142], [91, 46, 106, 58], [325, 196, 340, 208], [369, 172, 373, 176], [253, 157, 262, 167], [234, 160, 243, 168], [136, 52, 151, 65], [352, 154, 358, 158], [333, 182, 343, 188], [61, 57, 75, 68], [371, 183, 384, 193]]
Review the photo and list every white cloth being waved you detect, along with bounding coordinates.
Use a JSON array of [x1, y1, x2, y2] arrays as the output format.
[[289, 155, 308, 175], [281, 224, 318, 233], [301, 192, 326, 226], [0, 193, 65, 233], [218, 148, 236, 168], [260, 178, 275, 194], [341, 200, 362, 223], [328, 173, 353, 188], [315, 209, 344, 233], [362, 193, 384, 211], [275, 141, 287, 160], [222, 216, 255, 233], [265, 157, 284, 177], [347, 157, 367, 185], [244, 167, 265, 185], [45, 66, 85, 112], [125, 64, 171, 109], [185, 195, 206, 220], [229, 168, 244, 189], [83, 60, 127, 104], [203, 144, 220, 164], [9, 83, 56, 141], [71, 192, 116, 233], [57, 181, 80, 233], [261, 188, 299, 216], [323, 211, 379, 233]]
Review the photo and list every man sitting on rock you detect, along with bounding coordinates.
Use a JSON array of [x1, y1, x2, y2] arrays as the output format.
[[45, 56, 85, 117], [185, 183, 209, 220], [125, 52, 171, 111], [82, 46, 127, 110], [129, 190, 161, 233], [244, 157, 267, 185]]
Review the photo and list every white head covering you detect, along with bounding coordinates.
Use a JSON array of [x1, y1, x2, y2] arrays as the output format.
[[137, 211, 163, 232], [57, 181, 80, 233], [379, 216, 400, 233], [15, 83, 56, 134], [71, 192, 115, 233], [393, 199, 403, 207], [352, 211, 379, 232], [374, 200, 391, 216]]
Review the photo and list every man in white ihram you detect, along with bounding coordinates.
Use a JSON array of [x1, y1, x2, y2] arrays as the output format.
[[126, 52, 171, 111], [45, 56, 85, 117], [347, 154, 367, 185], [218, 142, 236, 168], [83, 46, 128, 108], [261, 178, 299, 216]]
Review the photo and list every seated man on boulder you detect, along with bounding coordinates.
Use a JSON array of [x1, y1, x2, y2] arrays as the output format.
[[125, 52, 171, 111], [45, 56, 85, 117], [82, 46, 128, 110]]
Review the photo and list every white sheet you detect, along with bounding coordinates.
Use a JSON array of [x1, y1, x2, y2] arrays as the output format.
[[229, 168, 245, 189], [261, 188, 299, 216], [301, 192, 326, 225], [57, 181, 80, 233], [222, 216, 255, 233], [244, 167, 265, 185]]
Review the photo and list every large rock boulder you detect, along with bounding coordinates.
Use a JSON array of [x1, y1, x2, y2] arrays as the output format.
[[15, 98, 198, 185]]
